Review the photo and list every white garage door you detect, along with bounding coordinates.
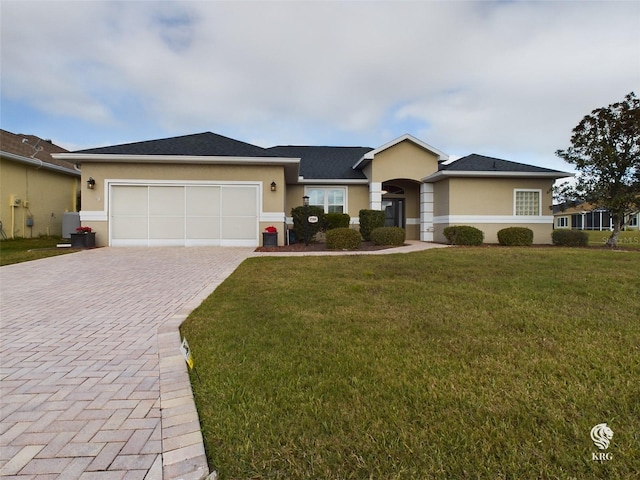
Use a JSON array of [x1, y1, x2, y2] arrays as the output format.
[[110, 185, 258, 246]]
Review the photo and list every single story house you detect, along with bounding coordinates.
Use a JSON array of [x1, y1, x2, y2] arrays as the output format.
[[553, 202, 639, 231], [53, 132, 571, 247], [1, 129, 80, 238]]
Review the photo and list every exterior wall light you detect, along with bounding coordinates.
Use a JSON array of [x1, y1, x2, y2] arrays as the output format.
[[87, 177, 96, 189], [270, 181, 277, 192]]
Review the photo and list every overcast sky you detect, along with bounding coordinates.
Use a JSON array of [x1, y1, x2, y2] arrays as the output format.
[[2, 0, 639, 172]]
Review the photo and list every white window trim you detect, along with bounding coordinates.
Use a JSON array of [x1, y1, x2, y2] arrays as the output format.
[[514, 189, 542, 216], [557, 216, 569, 228], [304, 186, 348, 214]]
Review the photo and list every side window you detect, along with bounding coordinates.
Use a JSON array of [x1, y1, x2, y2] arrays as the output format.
[[515, 190, 541, 216]]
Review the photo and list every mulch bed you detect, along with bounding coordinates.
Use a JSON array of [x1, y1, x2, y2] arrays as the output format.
[[254, 241, 398, 252]]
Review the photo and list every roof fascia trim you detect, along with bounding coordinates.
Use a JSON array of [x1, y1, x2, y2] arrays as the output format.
[[353, 134, 449, 169], [2, 150, 80, 176], [52, 153, 301, 166], [297, 178, 369, 185]]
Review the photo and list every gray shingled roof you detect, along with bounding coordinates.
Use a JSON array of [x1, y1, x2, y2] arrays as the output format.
[[74, 132, 277, 157], [442, 154, 565, 174], [267, 146, 372, 180]]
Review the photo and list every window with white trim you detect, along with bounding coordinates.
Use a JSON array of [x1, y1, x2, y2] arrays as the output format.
[[557, 216, 569, 228], [306, 188, 346, 213], [514, 189, 541, 216]]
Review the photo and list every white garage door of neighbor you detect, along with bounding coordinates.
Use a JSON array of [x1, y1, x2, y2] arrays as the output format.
[[110, 185, 259, 246]]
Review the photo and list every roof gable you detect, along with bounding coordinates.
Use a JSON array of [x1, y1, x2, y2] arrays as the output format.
[[74, 132, 276, 157], [353, 134, 448, 170]]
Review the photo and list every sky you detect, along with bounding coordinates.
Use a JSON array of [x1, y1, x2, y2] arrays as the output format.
[[1, 0, 639, 173]]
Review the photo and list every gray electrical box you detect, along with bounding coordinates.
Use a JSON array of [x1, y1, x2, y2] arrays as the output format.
[[62, 212, 80, 238]]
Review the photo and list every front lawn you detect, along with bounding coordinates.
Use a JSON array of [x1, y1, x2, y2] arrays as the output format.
[[584, 230, 640, 249], [0, 236, 77, 266], [181, 248, 640, 479]]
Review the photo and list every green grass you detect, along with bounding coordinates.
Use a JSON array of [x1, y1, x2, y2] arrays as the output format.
[[181, 248, 640, 479], [0, 236, 77, 266], [585, 230, 640, 249]]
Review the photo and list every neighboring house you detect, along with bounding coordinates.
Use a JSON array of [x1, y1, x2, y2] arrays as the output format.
[[0, 129, 80, 238], [553, 202, 639, 231], [53, 132, 571, 247]]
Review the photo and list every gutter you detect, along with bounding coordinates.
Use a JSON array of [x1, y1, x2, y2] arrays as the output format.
[[2, 150, 80, 177]]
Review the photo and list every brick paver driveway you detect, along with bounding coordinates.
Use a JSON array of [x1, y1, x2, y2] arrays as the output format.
[[0, 247, 253, 480]]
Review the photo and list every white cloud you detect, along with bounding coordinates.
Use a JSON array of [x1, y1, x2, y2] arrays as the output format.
[[1, 0, 638, 170]]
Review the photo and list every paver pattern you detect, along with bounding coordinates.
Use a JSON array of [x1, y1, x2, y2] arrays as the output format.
[[1, 247, 253, 480]]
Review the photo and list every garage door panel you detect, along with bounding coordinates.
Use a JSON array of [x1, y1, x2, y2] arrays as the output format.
[[112, 216, 148, 240], [186, 217, 221, 239], [221, 217, 256, 239], [150, 186, 184, 216], [112, 186, 147, 215], [150, 217, 184, 239], [186, 186, 220, 216], [222, 187, 257, 216]]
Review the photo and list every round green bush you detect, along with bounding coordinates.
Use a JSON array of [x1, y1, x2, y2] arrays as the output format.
[[326, 228, 362, 250], [324, 213, 350, 230], [443, 226, 484, 246], [370, 226, 405, 246], [497, 227, 534, 246], [552, 229, 589, 247]]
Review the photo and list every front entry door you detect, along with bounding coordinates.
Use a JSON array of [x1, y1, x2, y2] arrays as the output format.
[[382, 199, 405, 228]]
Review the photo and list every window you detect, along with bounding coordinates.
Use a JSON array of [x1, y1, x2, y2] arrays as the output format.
[[627, 214, 638, 227], [306, 188, 346, 213], [557, 216, 569, 228], [515, 190, 541, 216]]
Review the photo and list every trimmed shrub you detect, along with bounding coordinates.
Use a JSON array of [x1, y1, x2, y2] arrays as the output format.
[[371, 227, 405, 246], [324, 213, 351, 231], [359, 209, 385, 241], [291, 205, 325, 243], [497, 227, 534, 246], [552, 229, 589, 247], [443, 225, 484, 246], [326, 228, 361, 250]]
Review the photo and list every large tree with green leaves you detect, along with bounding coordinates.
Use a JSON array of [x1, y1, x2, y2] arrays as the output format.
[[556, 92, 640, 247]]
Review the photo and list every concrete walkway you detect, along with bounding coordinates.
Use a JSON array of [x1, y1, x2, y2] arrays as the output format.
[[0, 241, 445, 479]]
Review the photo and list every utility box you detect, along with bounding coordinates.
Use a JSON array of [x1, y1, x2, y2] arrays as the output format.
[[62, 212, 80, 239]]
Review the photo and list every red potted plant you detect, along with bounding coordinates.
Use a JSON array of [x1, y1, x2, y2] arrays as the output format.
[[262, 225, 278, 247], [70, 226, 96, 248]]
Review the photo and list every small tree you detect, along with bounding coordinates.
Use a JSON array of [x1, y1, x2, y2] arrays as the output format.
[[556, 92, 640, 247]]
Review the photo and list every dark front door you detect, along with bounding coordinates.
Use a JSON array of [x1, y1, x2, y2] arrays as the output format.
[[382, 199, 405, 228]]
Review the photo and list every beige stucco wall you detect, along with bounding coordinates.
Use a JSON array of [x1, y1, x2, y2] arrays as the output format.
[[79, 162, 286, 246], [445, 177, 554, 216], [0, 158, 78, 238], [432, 176, 556, 244], [370, 140, 440, 183]]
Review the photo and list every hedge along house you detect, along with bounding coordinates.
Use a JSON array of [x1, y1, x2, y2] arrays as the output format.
[[53, 132, 571, 247]]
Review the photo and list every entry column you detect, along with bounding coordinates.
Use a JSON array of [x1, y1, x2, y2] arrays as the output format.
[[420, 183, 434, 241]]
